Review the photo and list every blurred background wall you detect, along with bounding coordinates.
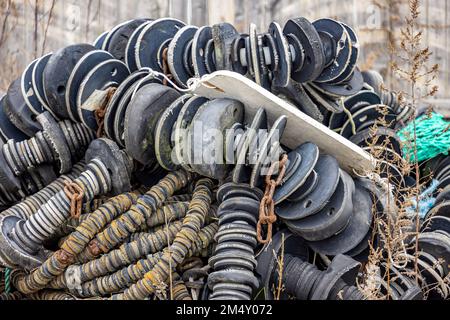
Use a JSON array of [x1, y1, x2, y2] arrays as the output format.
[[0, 0, 449, 103]]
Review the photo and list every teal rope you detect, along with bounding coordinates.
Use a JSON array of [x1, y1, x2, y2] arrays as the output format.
[[398, 112, 450, 163], [4, 268, 11, 294]]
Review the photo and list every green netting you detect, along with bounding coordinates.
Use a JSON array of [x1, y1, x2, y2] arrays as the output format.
[[398, 112, 450, 163]]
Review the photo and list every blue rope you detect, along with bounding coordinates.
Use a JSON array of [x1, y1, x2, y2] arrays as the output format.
[[4, 268, 11, 294], [405, 179, 439, 219]]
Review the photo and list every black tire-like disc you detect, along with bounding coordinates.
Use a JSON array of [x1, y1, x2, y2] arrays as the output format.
[[310, 254, 361, 300], [329, 23, 359, 85], [104, 69, 149, 140], [216, 182, 263, 203], [312, 68, 364, 98], [287, 169, 318, 202], [307, 185, 373, 256], [85, 138, 131, 195], [66, 50, 113, 122], [284, 17, 325, 83], [155, 94, 191, 171], [232, 108, 268, 184], [362, 146, 403, 165], [212, 22, 240, 71], [231, 34, 248, 75], [422, 216, 450, 235], [31, 53, 54, 117], [0, 95, 28, 142], [43, 43, 96, 119], [101, 20, 132, 51], [277, 154, 340, 221], [124, 83, 181, 165], [273, 142, 320, 204], [192, 26, 213, 77], [426, 200, 450, 220], [249, 116, 287, 188], [303, 83, 343, 113], [313, 18, 352, 83], [168, 25, 198, 88], [21, 59, 45, 115], [113, 75, 161, 147], [340, 104, 396, 139], [378, 160, 405, 189], [286, 170, 355, 242], [329, 91, 381, 130], [349, 127, 402, 155], [125, 21, 152, 71], [173, 96, 208, 170], [416, 232, 450, 275], [4, 78, 42, 137], [77, 59, 130, 130], [434, 156, 450, 179], [204, 38, 216, 73], [248, 24, 270, 89], [435, 185, 450, 205], [345, 227, 372, 258], [434, 175, 450, 198], [188, 98, 244, 180], [107, 18, 150, 62], [135, 18, 186, 71], [93, 31, 109, 49], [256, 230, 309, 300], [268, 22, 291, 88], [436, 163, 450, 181], [275, 80, 324, 122]]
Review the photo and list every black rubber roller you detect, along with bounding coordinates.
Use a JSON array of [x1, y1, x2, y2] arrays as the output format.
[[124, 83, 181, 165], [43, 43, 96, 119]]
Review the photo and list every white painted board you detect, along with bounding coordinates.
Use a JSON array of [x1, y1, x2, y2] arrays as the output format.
[[191, 70, 376, 174]]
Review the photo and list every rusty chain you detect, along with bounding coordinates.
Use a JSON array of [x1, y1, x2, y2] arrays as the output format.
[[63, 180, 84, 219], [257, 153, 288, 244]]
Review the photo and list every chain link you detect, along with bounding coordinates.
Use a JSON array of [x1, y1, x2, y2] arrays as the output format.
[[64, 181, 84, 219], [257, 153, 288, 244]]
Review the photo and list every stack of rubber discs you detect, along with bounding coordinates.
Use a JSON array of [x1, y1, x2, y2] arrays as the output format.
[[427, 155, 450, 204], [362, 69, 414, 127], [92, 17, 364, 123], [374, 262, 423, 300], [415, 155, 450, 299], [0, 164, 57, 211], [105, 81, 246, 181], [414, 200, 450, 299], [256, 230, 364, 300], [211, 107, 375, 259], [0, 43, 131, 206], [272, 144, 374, 258], [405, 223, 450, 300], [326, 86, 414, 192], [206, 182, 263, 300], [0, 54, 53, 141], [41, 44, 131, 132], [423, 155, 450, 223]]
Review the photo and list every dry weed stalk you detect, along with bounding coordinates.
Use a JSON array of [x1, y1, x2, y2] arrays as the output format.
[[360, 0, 444, 300], [274, 233, 285, 300]]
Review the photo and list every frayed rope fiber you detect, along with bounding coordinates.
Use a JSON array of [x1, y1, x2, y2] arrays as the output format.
[[398, 112, 450, 163]]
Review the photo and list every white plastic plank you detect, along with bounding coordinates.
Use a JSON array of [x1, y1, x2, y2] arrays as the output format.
[[191, 70, 376, 174]]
